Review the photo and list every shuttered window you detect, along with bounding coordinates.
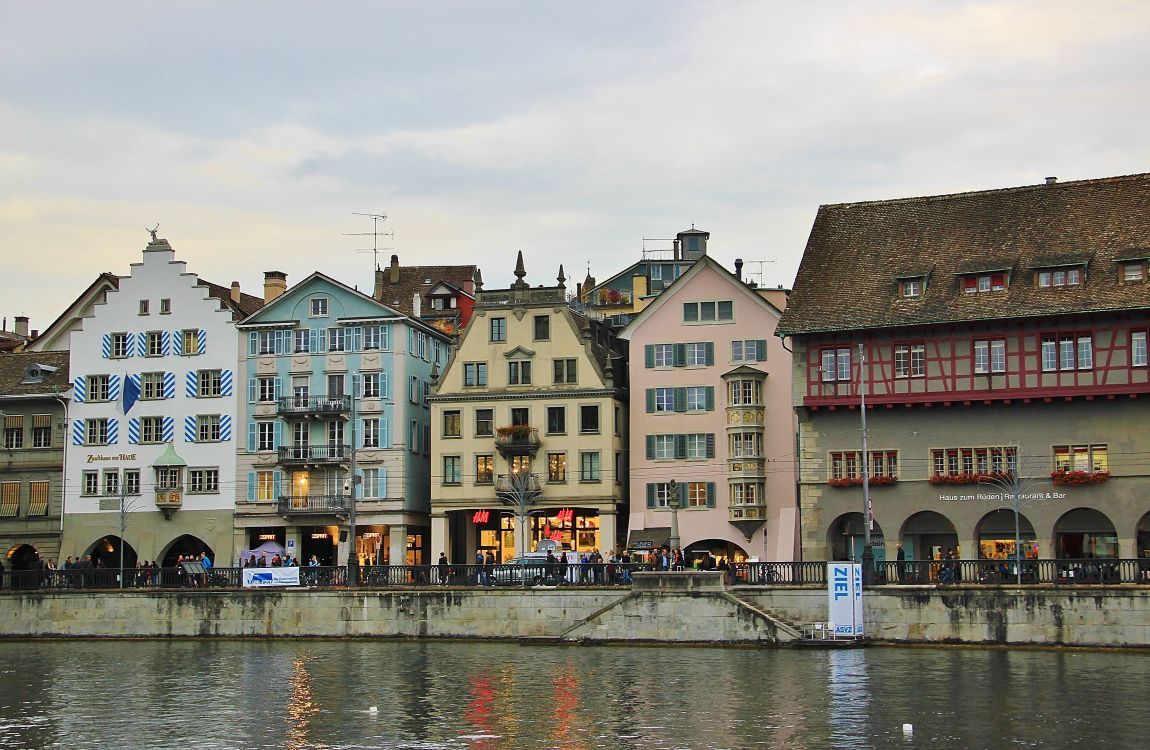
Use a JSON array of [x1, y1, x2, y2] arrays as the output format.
[[0, 482, 20, 517], [27, 481, 49, 516]]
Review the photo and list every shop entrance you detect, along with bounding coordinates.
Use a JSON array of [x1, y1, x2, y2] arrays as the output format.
[[683, 539, 748, 567], [160, 535, 215, 567], [900, 511, 959, 560], [1054, 508, 1118, 558], [301, 526, 337, 566], [1138, 512, 1150, 559], [826, 512, 887, 563], [86, 535, 138, 569], [976, 509, 1037, 560]]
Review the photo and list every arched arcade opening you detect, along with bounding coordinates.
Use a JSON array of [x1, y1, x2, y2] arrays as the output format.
[[827, 513, 887, 563]]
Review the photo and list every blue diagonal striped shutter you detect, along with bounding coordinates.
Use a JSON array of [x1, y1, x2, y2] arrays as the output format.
[[220, 415, 232, 441], [220, 369, 233, 396], [162, 331, 171, 356], [72, 419, 86, 445], [128, 418, 140, 445], [136, 333, 147, 357], [101, 333, 111, 358], [184, 416, 197, 442], [162, 372, 175, 399], [73, 375, 86, 403], [108, 375, 121, 402], [185, 371, 198, 398], [198, 329, 207, 354], [107, 418, 118, 444], [162, 417, 174, 443], [173, 330, 183, 355]]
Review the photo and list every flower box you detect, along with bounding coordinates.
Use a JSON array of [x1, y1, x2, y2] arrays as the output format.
[[1051, 470, 1110, 486], [928, 471, 1011, 485], [495, 424, 532, 439], [827, 475, 897, 488]]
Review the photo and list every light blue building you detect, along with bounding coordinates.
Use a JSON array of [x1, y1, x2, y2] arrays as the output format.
[[234, 271, 448, 566]]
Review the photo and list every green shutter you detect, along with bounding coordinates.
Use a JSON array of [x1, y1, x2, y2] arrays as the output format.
[[673, 387, 687, 412], [706, 433, 715, 458], [674, 434, 687, 459], [706, 482, 716, 508], [644, 345, 655, 368], [673, 343, 687, 367], [705, 342, 714, 365], [646, 483, 656, 509], [755, 339, 768, 361], [646, 388, 656, 413], [646, 435, 656, 460], [679, 481, 689, 506], [704, 386, 715, 411]]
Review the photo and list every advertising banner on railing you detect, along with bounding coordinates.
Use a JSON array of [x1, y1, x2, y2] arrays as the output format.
[[827, 562, 864, 636], [242, 567, 301, 588]]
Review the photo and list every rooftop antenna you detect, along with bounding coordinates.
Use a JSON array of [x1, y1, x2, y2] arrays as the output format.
[[343, 212, 393, 271], [743, 259, 778, 287]]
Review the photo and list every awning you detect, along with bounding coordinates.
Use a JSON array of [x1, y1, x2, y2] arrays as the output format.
[[627, 527, 670, 550]]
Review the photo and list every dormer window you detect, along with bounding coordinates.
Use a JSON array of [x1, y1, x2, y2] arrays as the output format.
[[963, 273, 1006, 294], [1122, 261, 1147, 283], [1038, 267, 1083, 288], [898, 278, 923, 298]]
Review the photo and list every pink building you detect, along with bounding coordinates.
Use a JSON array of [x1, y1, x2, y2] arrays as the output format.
[[618, 255, 797, 562]]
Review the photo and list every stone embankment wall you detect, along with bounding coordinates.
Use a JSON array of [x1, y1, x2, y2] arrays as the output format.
[[3, 576, 1148, 648]]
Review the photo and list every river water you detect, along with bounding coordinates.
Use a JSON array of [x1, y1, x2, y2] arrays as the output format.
[[0, 641, 1144, 749]]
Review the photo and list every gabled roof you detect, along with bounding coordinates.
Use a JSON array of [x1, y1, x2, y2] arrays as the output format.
[[375, 261, 477, 317], [25, 272, 120, 352], [0, 350, 70, 397], [196, 280, 264, 319], [618, 255, 783, 340], [778, 173, 1150, 336]]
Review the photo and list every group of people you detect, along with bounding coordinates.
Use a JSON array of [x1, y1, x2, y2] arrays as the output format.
[[242, 553, 307, 568]]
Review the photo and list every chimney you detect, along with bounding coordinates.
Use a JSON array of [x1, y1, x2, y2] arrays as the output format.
[[1045, 176, 1058, 185], [734, 258, 744, 281], [389, 254, 400, 284], [30, 329, 39, 339], [412, 292, 421, 318], [263, 271, 288, 303], [373, 268, 385, 300], [673, 239, 681, 260], [14, 316, 29, 338], [230, 281, 241, 304]]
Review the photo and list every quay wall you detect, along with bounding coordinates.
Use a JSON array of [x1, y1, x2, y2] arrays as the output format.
[[3, 582, 1149, 648]]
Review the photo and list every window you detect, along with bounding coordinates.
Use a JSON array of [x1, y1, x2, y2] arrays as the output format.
[[329, 420, 345, 447], [181, 329, 201, 355], [652, 344, 674, 368], [255, 421, 275, 451], [729, 432, 762, 458], [257, 376, 277, 403], [685, 433, 712, 459], [1133, 331, 1148, 367], [1042, 334, 1092, 371], [0, 483, 19, 517], [1123, 262, 1147, 283], [329, 374, 345, 397], [409, 420, 419, 453], [362, 419, 380, 448], [31, 416, 52, 448], [256, 471, 275, 501], [911, 345, 925, 377], [990, 340, 1006, 373], [534, 315, 550, 341], [652, 387, 674, 413], [196, 415, 221, 442], [730, 482, 761, 506], [729, 380, 762, 406], [83, 471, 99, 496], [731, 340, 766, 363], [141, 372, 164, 400], [189, 468, 220, 494], [257, 331, 276, 355], [490, 317, 506, 343], [682, 300, 734, 323], [546, 406, 566, 435], [685, 386, 709, 411], [293, 329, 310, 353], [508, 360, 532, 385], [86, 419, 109, 445], [821, 348, 852, 382], [88, 374, 111, 402], [1053, 444, 1108, 473], [475, 455, 494, 484], [894, 344, 925, 378], [475, 409, 494, 437], [103, 470, 119, 497], [364, 325, 389, 351], [4, 415, 23, 449], [361, 373, 381, 398], [686, 342, 710, 366], [327, 327, 345, 352], [548, 453, 567, 482], [409, 375, 419, 404], [197, 370, 222, 397], [363, 468, 384, 498], [687, 482, 710, 508], [553, 358, 577, 384], [123, 470, 140, 496], [310, 297, 329, 317], [899, 278, 922, 298], [963, 273, 1007, 294], [140, 416, 164, 444], [443, 456, 462, 485], [650, 435, 675, 460], [463, 362, 488, 387], [138, 299, 150, 315], [580, 404, 600, 434], [1038, 268, 1082, 288], [146, 331, 164, 356], [443, 410, 462, 438], [973, 341, 989, 374], [830, 450, 899, 479], [580, 451, 600, 482], [110, 332, 130, 358], [160, 298, 171, 314], [931, 446, 1016, 477], [648, 482, 674, 508], [974, 339, 1007, 374]]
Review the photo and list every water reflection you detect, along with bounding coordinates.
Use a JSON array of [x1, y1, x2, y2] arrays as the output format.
[[0, 642, 1147, 749]]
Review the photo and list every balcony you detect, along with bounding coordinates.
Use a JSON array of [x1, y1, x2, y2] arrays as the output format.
[[277, 395, 351, 419], [494, 473, 542, 496], [728, 503, 767, 522], [155, 489, 182, 520], [494, 426, 541, 455], [277, 494, 350, 516], [277, 444, 350, 467]]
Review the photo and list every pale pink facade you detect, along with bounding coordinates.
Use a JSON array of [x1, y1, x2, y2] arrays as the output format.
[[619, 257, 798, 561]]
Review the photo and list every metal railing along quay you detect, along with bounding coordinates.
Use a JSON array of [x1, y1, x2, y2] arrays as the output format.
[[3, 559, 1149, 591]]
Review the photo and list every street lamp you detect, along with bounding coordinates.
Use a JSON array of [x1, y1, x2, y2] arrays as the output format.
[[858, 343, 875, 584], [667, 479, 681, 552]]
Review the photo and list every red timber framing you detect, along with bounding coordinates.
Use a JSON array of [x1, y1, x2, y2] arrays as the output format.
[[803, 314, 1150, 409]]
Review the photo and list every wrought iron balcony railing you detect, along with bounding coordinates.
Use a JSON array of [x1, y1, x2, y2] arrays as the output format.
[[494, 427, 541, 454], [277, 494, 350, 515], [277, 444, 350, 466], [277, 395, 351, 418]]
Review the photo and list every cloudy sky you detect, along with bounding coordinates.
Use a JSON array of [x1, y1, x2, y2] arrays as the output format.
[[3, 1, 1149, 332]]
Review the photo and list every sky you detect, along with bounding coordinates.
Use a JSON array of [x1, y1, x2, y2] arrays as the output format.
[[3, 0, 1150, 333]]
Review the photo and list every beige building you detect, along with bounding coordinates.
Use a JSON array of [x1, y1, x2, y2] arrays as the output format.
[[429, 253, 628, 562]]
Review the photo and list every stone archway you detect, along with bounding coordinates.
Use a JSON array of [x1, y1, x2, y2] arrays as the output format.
[[159, 534, 215, 568], [975, 508, 1036, 560], [1137, 511, 1150, 559], [900, 511, 959, 561], [826, 512, 886, 562], [84, 535, 138, 570], [683, 538, 749, 567], [1054, 508, 1118, 559]]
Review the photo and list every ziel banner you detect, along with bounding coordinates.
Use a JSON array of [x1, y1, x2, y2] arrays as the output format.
[[242, 567, 301, 588], [826, 562, 864, 636]]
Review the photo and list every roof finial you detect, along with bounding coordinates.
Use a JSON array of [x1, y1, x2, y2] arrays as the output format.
[[147, 223, 159, 242], [557, 264, 566, 288], [512, 250, 529, 289]]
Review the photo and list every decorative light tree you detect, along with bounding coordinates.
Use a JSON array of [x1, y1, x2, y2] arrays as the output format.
[[978, 447, 1050, 585]]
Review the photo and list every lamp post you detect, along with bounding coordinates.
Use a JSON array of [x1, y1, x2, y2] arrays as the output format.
[[858, 343, 874, 584], [346, 376, 359, 586], [667, 479, 681, 552]]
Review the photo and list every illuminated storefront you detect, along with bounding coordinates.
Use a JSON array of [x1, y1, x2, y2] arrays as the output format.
[[469, 508, 602, 561]]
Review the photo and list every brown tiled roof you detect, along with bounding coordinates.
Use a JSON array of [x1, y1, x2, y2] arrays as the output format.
[[375, 263, 477, 316], [196, 280, 265, 320], [777, 173, 1150, 336], [0, 350, 70, 397]]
